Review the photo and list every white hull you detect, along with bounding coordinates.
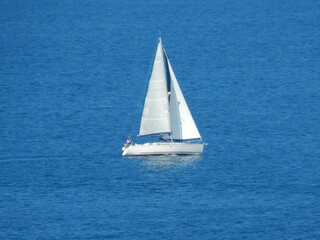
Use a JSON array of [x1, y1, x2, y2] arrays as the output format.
[[122, 142, 204, 156]]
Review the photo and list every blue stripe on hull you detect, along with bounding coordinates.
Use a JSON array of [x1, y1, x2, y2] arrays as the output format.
[[172, 138, 202, 142]]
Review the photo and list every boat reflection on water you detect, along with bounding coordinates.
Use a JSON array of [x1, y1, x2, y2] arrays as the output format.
[[127, 154, 202, 169]]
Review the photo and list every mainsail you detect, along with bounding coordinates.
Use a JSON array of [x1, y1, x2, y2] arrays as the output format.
[[139, 39, 171, 136]]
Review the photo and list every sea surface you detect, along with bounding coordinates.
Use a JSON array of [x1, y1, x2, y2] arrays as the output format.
[[1, 0, 319, 239]]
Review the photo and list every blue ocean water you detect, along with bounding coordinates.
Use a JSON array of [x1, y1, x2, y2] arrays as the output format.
[[1, 0, 319, 239]]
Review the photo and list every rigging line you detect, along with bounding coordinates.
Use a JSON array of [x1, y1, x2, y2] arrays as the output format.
[[128, 39, 159, 138]]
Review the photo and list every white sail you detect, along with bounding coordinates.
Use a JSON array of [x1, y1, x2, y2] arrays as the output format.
[[165, 54, 202, 141], [139, 38, 171, 136]]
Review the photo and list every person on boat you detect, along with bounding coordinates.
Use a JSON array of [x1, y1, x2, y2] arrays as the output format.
[[124, 137, 131, 148]]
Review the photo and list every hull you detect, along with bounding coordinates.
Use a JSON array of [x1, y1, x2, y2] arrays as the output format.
[[122, 142, 204, 156]]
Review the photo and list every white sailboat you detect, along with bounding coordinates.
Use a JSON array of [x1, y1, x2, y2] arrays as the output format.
[[122, 38, 205, 156]]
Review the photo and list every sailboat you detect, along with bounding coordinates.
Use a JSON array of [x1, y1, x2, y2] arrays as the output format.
[[122, 38, 205, 156]]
